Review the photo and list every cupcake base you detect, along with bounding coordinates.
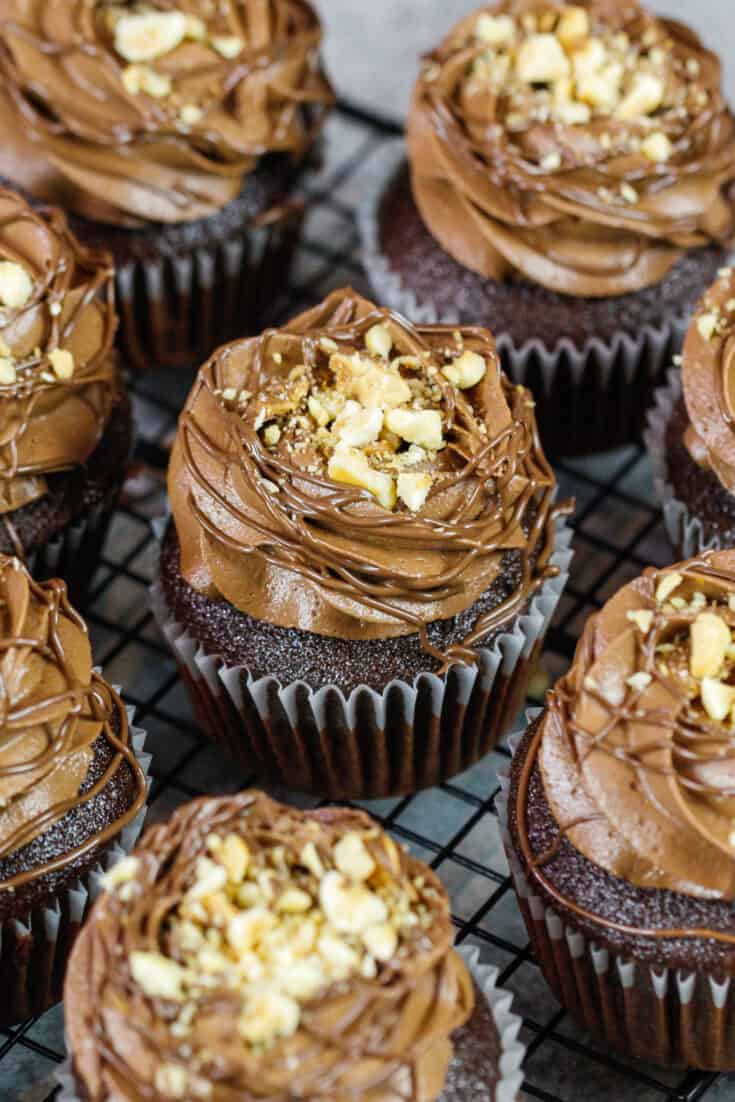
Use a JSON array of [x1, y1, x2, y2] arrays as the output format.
[[498, 711, 735, 1071], [0, 704, 150, 1029], [645, 369, 735, 556], [0, 395, 133, 607], [67, 155, 306, 372], [56, 945, 525, 1102], [359, 145, 725, 458], [151, 517, 572, 799]]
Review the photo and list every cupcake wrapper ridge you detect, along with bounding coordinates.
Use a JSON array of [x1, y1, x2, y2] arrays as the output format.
[[115, 203, 305, 372], [497, 709, 735, 1070], [150, 516, 572, 799], [1, 700, 150, 1029], [644, 366, 721, 558], [23, 499, 117, 609], [54, 945, 526, 1102], [359, 141, 689, 458]]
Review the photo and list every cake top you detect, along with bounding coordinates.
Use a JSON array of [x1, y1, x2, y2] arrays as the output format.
[[0, 555, 146, 893], [681, 266, 735, 494], [408, 0, 735, 297], [0, 0, 333, 225], [168, 289, 561, 663], [529, 549, 735, 904], [0, 187, 119, 517], [65, 792, 474, 1102]]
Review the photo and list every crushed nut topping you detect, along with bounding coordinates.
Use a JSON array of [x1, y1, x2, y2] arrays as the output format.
[[219, 319, 491, 513], [122, 816, 440, 1051]]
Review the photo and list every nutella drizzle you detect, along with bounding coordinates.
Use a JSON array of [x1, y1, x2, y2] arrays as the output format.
[[516, 552, 735, 942], [177, 290, 564, 668], [0, 558, 146, 891]]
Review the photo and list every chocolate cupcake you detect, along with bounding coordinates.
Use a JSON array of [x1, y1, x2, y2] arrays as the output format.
[[360, 1, 735, 456], [60, 791, 525, 1102], [0, 554, 149, 1028], [499, 550, 735, 1069], [0, 2, 333, 371], [152, 289, 572, 798], [646, 265, 735, 558], [0, 187, 132, 606]]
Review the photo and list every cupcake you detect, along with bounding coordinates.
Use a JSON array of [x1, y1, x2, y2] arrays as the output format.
[[360, 0, 735, 456], [61, 791, 525, 1102], [0, 1, 333, 371], [0, 554, 149, 1027], [152, 288, 573, 798], [646, 265, 735, 558], [500, 550, 735, 1069], [0, 186, 131, 606]]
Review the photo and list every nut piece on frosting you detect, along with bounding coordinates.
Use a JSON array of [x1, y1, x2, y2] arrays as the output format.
[[67, 793, 474, 1101]]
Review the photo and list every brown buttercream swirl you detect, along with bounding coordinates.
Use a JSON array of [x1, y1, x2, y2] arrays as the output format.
[[168, 289, 561, 667], [526, 550, 735, 905], [64, 791, 474, 1102], [0, 555, 146, 890], [0, 0, 333, 227], [0, 187, 119, 516], [681, 266, 735, 492], [407, 0, 735, 298]]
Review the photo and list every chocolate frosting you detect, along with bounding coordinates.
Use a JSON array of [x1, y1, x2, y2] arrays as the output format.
[[0, 187, 119, 517], [168, 289, 561, 667], [0, 555, 146, 891], [64, 791, 474, 1102], [0, 0, 333, 227], [681, 266, 735, 492], [407, 1, 735, 298], [525, 550, 735, 906]]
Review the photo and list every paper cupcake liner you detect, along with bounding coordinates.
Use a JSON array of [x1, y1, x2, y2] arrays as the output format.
[[643, 366, 723, 558], [496, 709, 735, 1070], [22, 497, 118, 610], [54, 944, 524, 1102], [114, 203, 305, 372], [149, 515, 572, 800], [358, 141, 689, 458], [1, 700, 151, 1029]]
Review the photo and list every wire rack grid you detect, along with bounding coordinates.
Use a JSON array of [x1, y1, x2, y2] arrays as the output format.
[[3, 102, 730, 1102]]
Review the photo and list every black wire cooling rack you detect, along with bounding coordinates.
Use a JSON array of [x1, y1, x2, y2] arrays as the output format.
[[6, 102, 731, 1102]]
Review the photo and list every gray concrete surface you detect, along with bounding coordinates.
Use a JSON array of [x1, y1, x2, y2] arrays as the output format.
[[315, 1, 734, 122]]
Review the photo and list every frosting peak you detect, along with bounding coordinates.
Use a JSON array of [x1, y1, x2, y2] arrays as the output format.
[[537, 550, 735, 901], [0, 0, 333, 225], [65, 792, 474, 1102], [408, 1, 735, 297], [0, 555, 146, 888], [0, 187, 118, 515], [168, 289, 560, 665]]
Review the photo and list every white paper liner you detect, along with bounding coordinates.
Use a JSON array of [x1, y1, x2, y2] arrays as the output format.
[[358, 140, 690, 456], [643, 366, 723, 558], [54, 944, 525, 1102], [1, 696, 151, 1027], [496, 709, 735, 1069], [149, 515, 573, 798]]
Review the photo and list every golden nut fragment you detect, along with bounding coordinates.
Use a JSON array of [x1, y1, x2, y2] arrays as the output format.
[[690, 612, 732, 679], [327, 447, 396, 511], [211, 35, 244, 58], [102, 856, 140, 891], [115, 11, 187, 63], [475, 13, 516, 47], [129, 951, 187, 1001], [319, 870, 388, 934], [365, 324, 393, 359], [641, 131, 673, 162], [556, 5, 590, 47], [219, 834, 250, 883], [516, 33, 570, 84], [238, 991, 300, 1045], [0, 261, 33, 310], [615, 72, 664, 119], [442, 350, 487, 389], [361, 922, 398, 962], [655, 572, 683, 605], [0, 358, 16, 386], [49, 348, 75, 380], [626, 609, 654, 634], [154, 1064, 189, 1098], [700, 677, 735, 722], [397, 471, 433, 513], [697, 312, 720, 341], [384, 408, 444, 451], [334, 832, 376, 881]]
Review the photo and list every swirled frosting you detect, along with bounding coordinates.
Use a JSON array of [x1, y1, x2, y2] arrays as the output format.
[[407, 1, 735, 298], [168, 289, 560, 665], [533, 550, 735, 901], [681, 265, 735, 492], [0, 555, 146, 889], [0, 187, 119, 517], [64, 791, 474, 1102], [0, 0, 333, 226]]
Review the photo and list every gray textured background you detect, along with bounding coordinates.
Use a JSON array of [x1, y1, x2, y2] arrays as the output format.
[[315, 1, 734, 122]]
